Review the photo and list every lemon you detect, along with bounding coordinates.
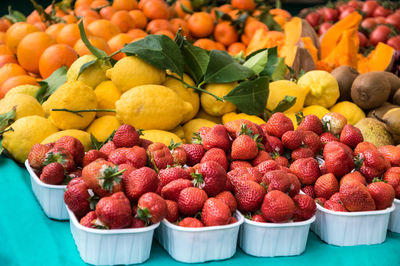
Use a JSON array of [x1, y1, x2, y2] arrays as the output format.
[[302, 105, 330, 119], [5, 84, 40, 98], [94, 81, 121, 117], [67, 55, 111, 89], [298, 70, 340, 108], [267, 80, 309, 114], [171, 125, 185, 139], [116, 84, 192, 130], [0, 94, 44, 120], [106, 56, 166, 92], [41, 129, 92, 151], [201, 83, 237, 116], [86, 115, 121, 142], [194, 108, 222, 124], [330, 101, 365, 125], [2, 116, 58, 162], [141, 130, 182, 145], [222, 112, 266, 125], [163, 74, 199, 123], [46, 81, 97, 130], [285, 112, 298, 129], [182, 118, 216, 143]]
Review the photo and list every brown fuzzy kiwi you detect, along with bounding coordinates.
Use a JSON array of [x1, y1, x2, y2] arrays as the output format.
[[331, 66, 359, 102], [291, 48, 316, 76], [367, 102, 398, 119], [381, 72, 400, 99], [393, 89, 400, 105], [351, 72, 391, 110]]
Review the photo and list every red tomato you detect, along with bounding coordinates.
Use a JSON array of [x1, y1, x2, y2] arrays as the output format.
[[306, 12, 321, 27], [340, 7, 356, 20], [321, 7, 339, 22], [374, 16, 387, 24], [361, 18, 377, 30], [338, 5, 349, 14], [362, 0, 379, 17], [357, 31, 368, 47], [319, 22, 333, 35], [373, 6, 392, 17], [347, 0, 361, 9], [369, 25, 391, 46], [387, 36, 400, 51], [386, 14, 400, 30]]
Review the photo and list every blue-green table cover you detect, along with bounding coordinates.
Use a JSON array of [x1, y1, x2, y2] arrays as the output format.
[[0, 156, 399, 266]]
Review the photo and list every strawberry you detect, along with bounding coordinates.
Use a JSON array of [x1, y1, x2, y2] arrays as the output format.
[[67, 176, 85, 189], [378, 145, 400, 167], [265, 135, 284, 155], [252, 214, 266, 222], [314, 173, 339, 199], [290, 158, 320, 185], [229, 216, 237, 224], [28, 143, 52, 169], [137, 192, 167, 224], [95, 192, 132, 229], [281, 131, 303, 150], [108, 148, 131, 165], [44, 147, 75, 172], [321, 112, 347, 135], [40, 162, 65, 185], [302, 185, 316, 198], [324, 200, 348, 212], [340, 124, 363, 149], [339, 180, 376, 211], [119, 163, 136, 183], [192, 126, 210, 143], [291, 148, 314, 161], [359, 149, 391, 183], [293, 194, 316, 221], [147, 142, 174, 171], [201, 198, 231, 226], [231, 134, 260, 160], [123, 167, 158, 202], [159, 166, 191, 187], [320, 132, 339, 145], [168, 142, 187, 166], [82, 150, 108, 167], [126, 146, 147, 168], [112, 124, 140, 148], [264, 112, 294, 138], [215, 191, 237, 212], [287, 173, 301, 197], [182, 144, 205, 166], [54, 136, 85, 166], [383, 167, 400, 198], [99, 141, 116, 157], [251, 150, 272, 166], [178, 187, 208, 216], [230, 160, 252, 170], [329, 192, 342, 203], [201, 148, 228, 171], [192, 161, 227, 197], [315, 197, 327, 206], [67, 169, 82, 181], [227, 167, 262, 185], [340, 171, 367, 186], [165, 200, 179, 223], [323, 141, 355, 178], [130, 217, 146, 228], [257, 160, 279, 175], [202, 125, 231, 152], [261, 190, 295, 223], [261, 170, 292, 193], [274, 155, 289, 167], [367, 180, 395, 210], [139, 138, 153, 150], [297, 114, 323, 135], [178, 217, 204, 227], [80, 211, 97, 228], [234, 180, 266, 212], [354, 142, 377, 155], [224, 119, 261, 139], [161, 179, 193, 201], [302, 131, 323, 155], [64, 179, 91, 219]]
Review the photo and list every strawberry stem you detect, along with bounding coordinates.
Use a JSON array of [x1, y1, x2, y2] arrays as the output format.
[[136, 207, 152, 225]]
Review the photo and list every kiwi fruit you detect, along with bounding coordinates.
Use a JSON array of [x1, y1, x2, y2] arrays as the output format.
[[381, 71, 400, 98], [367, 102, 398, 119], [355, 118, 394, 147], [331, 66, 359, 102], [393, 89, 400, 105], [351, 72, 391, 110], [381, 108, 400, 136]]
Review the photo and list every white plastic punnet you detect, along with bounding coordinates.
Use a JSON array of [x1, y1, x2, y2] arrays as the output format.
[[388, 199, 400, 233]]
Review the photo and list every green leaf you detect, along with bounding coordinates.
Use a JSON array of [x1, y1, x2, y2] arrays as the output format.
[[180, 40, 209, 84], [90, 134, 102, 150], [78, 59, 98, 78], [224, 76, 269, 115], [204, 50, 255, 84], [271, 96, 297, 113], [4, 6, 26, 23], [260, 47, 287, 81], [180, 2, 193, 14], [78, 21, 108, 59], [0, 107, 16, 131], [122, 34, 184, 76], [35, 66, 67, 104], [258, 12, 283, 32], [243, 49, 268, 75]]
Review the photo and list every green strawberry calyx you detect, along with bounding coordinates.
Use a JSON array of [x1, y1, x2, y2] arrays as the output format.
[[192, 132, 203, 144], [354, 155, 365, 171], [92, 218, 109, 230], [98, 166, 125, 192], [43, 152, 66, 166], [295, 111, 305, 126], [168, 139, 182, 150], [191, 172, 205, 188], [136, 207, 152, 225], [238, 124, 254, 137]]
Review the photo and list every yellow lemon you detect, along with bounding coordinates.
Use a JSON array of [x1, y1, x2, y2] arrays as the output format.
[[2, 116, 58, 162], [194, 108, 222, 124], [267, 80, 309, 114], [5, 84, 40, 98], [330, 101, 365, 125], [106, 56, 166, 92], [171, 125, 185, 139], [222, 112, 266, 125], [201, 83, 237, 116], [41, 129, 92, 151], [0, 94, 44, 120], [86, 116, 121, 142], [285, 112, 298, 129], [141, 130, 182, 146], [302, 105, 330, 119], [182, 118, 216, 143], [94, 81, 121, 117]]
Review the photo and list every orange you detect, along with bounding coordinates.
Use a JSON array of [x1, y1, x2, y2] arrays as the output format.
[[33, 22, 47, 31], [75, 0, 93, 8], [213, 21, 239, 46], [45, 23, 65, 40], [56, 24, 85, 47], [270, 8, 291, 19], [214, 42, 226, 51], [154, 30, 175, 39], [218, 4, 233, 13], [0, 32, 5, 44], [142, 0, 170, 20], [228, 9, 241, 20], [0, 63, 27, 87], [244, 19, 268, 39], [113, 0, 138, 10], [170, 18, 189, 36], [62, 14, 78, 24], [108, 33, 134, 60], [174, 0, 193, 19], [0, 19, 11, 32], [44, 5, 66, 17], [87, 19, 121, 41], [111, 10, 136, 33], [39, 44, 78, 79], [0, 45, 12, 55], [241, 34, 250, 45], [91, 0, 109, 8], [227, 42, 246, 55], [187, 12, 214, 38], [193, 38, 217, 51], [127, 28, 148, 39], [75, 6, 101, 19], [100, 6, 116, 20], [26, 11, 42, 24], [6, 22, 40, 54], [74, 36, 111, 56], [0, 55, 18, 68], [0, 75, 38, 98], [231, 0, 255, 10], [79, 16, 97, 28], [146, 19, 172, 34], [17, 32, 56, 73], [128, 10, 147, 29]]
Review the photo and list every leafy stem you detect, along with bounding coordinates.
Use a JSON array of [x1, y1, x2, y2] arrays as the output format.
[[51, 108, 116, 117]]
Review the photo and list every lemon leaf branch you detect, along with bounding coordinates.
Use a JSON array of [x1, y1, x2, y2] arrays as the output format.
[[51, 108, 116, 117], [78, 21, 108, 59]]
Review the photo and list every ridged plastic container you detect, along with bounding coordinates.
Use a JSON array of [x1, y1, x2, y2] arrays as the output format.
[[67, 207, 159, 265], [389, 199, 400, 233], [25, 160, 68, 220], [239, 213, 315, 257], [311, 203, 395, 246], [156, 211, 244, 263]]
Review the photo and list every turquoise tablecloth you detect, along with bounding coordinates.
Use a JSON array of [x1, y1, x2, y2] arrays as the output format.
[[1, 156, 399, 266]]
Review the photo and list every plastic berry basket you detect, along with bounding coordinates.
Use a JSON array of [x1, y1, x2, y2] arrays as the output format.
[[388, 199, 400, 233]]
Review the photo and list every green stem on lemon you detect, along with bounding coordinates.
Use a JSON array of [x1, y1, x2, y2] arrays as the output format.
[[51, 108, 116, 117]]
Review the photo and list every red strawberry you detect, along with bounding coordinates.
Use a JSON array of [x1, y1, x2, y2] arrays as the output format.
[[165, 200, 179, 223], [314, 173, 339, 199], [261, 190, 295, 223], [339, 180, 376, 211], [297, 114, 323, 135], [192, 161, 227, 197], [290, 158, 320, 185], [178, 217, 204, 227], [119, 163, 136, 183], [227, 167, 262, 185], [80, 211, 97, 228], [274, 156, 289, 167], [252, 214, 266, 222], [302, 185, 316, 198], [99, 141, 116, 157], [234, 180, 266, 212], [67, 176, 85, 189], [201, 198, 231, 226], [230, 160, 252, 170], [178, 187, 208, 216], [28, 143, 52, 169], [354, 142, 377, 155], [340, 124, 363, 149], [169, 142, 187, 166], [224, 119, 261, 139], [378, 145, 400, 167], [281, 131, 302, 150], [231, 134, 260, 160], [159, 166, 191, 187], [257, 160, 279, 175], [108, 148, 131, 165], [202, 125, 231, 152], [54, 136, 85, 165], [147, 142, 174, 171], [112, 124, 140, 148], [324, 200, 348, 212], [123, 167, 158, 202], [265, 135, 284, 155], [329, 192, 342, 203], [82, 150, 108, 167], [67, 169, 82, 181], [161, 178, 193, 201], [265, 112, 294, 138], [251, 150, 272, 166], [40, 162, 65, 185], [293, 194, 316, 221], [215, 191, 237, 212], [383, 167, 400, 198], [301, 130, 323, 154], [315, 197, 327, 206], [137, 192, 167, 224], [321, 112, 347, 135], [291, 148, 314, 161], [96, 192, 132, 229], [261, 170, 292, 193], [340, 171, 367, 186], [287, 173, 301, 197], [139, 138, 153, 150], [229, 216, 237, 224], [320, 132, 339, 145], [367, 180, 395, 210], [359, 149, 391, 183], [44, 147, 75, 172], [323, 141, 354, 177], [64, 180, 91, 219], [130, 217, 146, 228], [201, 148, 228, 171], [126, 146, 147, 168], [182, 144, 205, 166]]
